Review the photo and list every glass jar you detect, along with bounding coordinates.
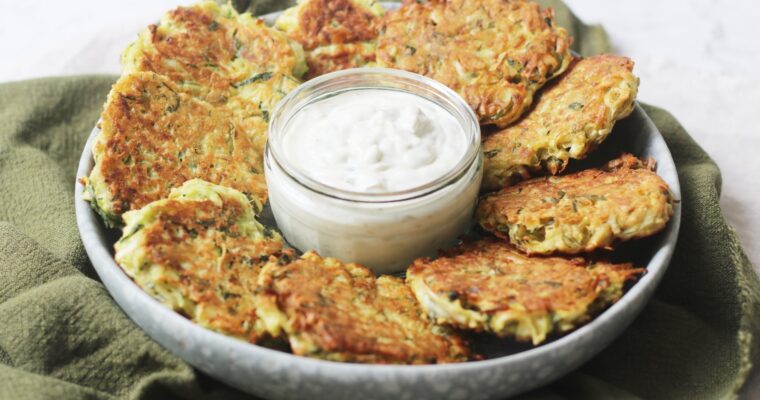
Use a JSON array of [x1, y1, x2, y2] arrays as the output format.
[[265, 68, 482, 274]]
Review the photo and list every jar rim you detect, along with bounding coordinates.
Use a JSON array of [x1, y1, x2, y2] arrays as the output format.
[[266, 67, 481, 203]]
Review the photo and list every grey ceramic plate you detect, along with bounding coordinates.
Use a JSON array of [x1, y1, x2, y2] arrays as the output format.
[[74, 6, 682, 400], [75, 108, 681, 400]]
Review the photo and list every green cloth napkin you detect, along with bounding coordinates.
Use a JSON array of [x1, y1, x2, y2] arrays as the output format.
[[0, 1, 757, 399]]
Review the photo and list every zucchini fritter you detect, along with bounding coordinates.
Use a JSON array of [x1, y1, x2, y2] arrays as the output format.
[[376, 0, 572, 126], [482, 55, 639, 190], [407, 238, 644, 345], [477, 154, 675, 255], [275, 0, 384, 79], [114, 179, 284, 343], [122, 0, 306, 103], [226, 70, 302, 126], [255, 251, 470, 364], [121, 1, 304, 125], [82, 72, 269, 226]]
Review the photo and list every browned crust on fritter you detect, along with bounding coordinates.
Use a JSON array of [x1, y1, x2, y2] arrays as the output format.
[[257, 252, 470, 363], [139, 196, 283, 342], [95, 72, 267, 216], [477, 154, 675, 254], [142, 8, 231, 100], [482, 55, 639, 190], [280, 0, 380, 78], [293, 0, 378, 50], [126, 3, 302, 103], [376, 0, 572, 126], [407, 238, 644, 343]]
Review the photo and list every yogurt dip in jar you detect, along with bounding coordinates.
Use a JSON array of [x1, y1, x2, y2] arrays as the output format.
[[265, 68, 482, 274]]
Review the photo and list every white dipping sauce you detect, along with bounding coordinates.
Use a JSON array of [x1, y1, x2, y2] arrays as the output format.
[[266, 71, 482, 274], [282, 90, 467, 192]]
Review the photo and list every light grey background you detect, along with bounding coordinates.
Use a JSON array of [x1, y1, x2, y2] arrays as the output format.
[[2, 0, 758, 396]]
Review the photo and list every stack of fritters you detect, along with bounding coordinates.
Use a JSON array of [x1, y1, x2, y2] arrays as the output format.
[[85, 0, 477, 365], [407, 238, 644, 345], [375, 0, 572, 127], [115, 180, 284, 343], [406, 153, 673, 345], [409, 53, 670, 343], [83, 1, 306, 227], [119, 189, 471, 362], [82, 0, 678, 362], [273, 0, 572, 126], [482, 55, 639, 190], [275, 0, 384, 79], [255, 251, 470, 363]]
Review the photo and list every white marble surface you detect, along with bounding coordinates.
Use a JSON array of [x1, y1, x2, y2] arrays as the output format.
[[559, 4, 760, 395], [1, 0, 758, 396], [564, 0, 760, 274]]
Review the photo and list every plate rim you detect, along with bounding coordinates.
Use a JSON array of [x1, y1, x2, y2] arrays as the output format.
[[73, 2, 682, 396]]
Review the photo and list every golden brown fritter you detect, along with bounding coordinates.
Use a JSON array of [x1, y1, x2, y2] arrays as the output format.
[[226, 70, 302, 127], [301, 42, 378, 79], [407, 238, 644, 345], [482, 55, 639, 190], [255, 251, 470, 364], [82, 72, 268, 226], [376, 0, 572, 126], [275, 0, 384, 79], [122, 1, 306, 104], [477, 154, 675, 255], [114, 180, 284, 343]]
